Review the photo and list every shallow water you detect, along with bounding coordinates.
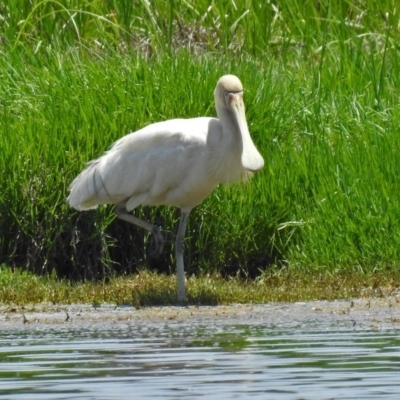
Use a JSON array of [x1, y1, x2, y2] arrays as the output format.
[[0, 302, 399, 399]]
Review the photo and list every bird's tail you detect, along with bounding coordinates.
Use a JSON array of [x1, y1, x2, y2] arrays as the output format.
[[67, 160, 102, 210]]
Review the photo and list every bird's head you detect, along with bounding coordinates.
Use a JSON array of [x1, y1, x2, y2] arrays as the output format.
[[214, 74, 244, 111], [214, 75, 264, 172]]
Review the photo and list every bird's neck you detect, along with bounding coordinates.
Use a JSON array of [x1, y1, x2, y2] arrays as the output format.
[[208, 110, 244, 183], [217, 109, 242, 149]]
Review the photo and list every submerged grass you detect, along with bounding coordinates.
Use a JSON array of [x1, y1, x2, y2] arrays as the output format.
[[1, 0, 400, 296]]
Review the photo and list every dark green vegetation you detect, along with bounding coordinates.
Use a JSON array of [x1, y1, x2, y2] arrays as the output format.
[[1, 1, 400, 301]]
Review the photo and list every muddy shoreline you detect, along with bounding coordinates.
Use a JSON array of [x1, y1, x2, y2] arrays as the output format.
[[1, 297, 399, 331]]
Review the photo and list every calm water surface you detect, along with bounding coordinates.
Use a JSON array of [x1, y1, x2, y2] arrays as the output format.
[[0, 303, 399, 399]]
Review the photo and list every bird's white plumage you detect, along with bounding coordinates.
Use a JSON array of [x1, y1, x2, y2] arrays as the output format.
[[68, 116, 251, 212], [67, 74, 264, 302]]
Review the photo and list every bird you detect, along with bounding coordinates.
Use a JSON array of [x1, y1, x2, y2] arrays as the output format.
[[67, 74, 264, 302]]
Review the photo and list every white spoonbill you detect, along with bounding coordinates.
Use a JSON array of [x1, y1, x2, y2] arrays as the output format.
[[67, 74, 264, 302]]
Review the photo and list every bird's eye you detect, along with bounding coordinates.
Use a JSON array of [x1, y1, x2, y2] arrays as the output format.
[[223, 91, 231, 107]]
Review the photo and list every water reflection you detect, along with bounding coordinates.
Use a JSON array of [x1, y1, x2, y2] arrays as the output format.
[[0, 305, 399, 399]]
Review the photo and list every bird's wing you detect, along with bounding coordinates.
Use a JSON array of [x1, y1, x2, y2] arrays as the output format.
[[67, 117, 215, 210]]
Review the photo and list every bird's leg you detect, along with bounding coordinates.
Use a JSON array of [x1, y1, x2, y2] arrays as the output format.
[[175, 210, 190, 303], [116, 205, 164, 258]]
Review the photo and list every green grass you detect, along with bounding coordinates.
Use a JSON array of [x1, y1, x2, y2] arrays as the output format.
[[1, 0, 400, 296]]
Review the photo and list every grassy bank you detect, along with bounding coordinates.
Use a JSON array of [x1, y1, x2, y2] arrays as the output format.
[[1, 265, 398, 306], [1, 0, 400, 289]]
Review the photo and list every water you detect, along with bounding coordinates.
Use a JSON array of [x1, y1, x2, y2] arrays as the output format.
[[0, 302, 399, 399]]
